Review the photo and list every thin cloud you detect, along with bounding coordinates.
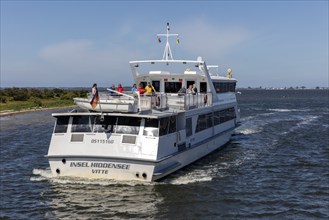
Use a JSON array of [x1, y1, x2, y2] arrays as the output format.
[[176, 19, 252, 59], [37, 39, 147, 86]]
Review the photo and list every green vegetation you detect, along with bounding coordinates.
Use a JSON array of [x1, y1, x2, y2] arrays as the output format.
[[0, 87, 88, 112]]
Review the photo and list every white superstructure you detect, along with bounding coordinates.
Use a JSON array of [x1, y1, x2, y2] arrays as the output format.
[[47, 23, 240, 182]]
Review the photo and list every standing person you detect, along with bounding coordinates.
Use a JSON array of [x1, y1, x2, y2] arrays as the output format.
[[192, 84, 198, 94], [178, 85, 187, 94], [137, 83, 145, 95], [109, 84, 116, 96], [117, 83, 124, 94], [131, 84, 137, 92], [145, 82, 156, 95], [187, 84, 194, 94], [90, 83, 99, 109]]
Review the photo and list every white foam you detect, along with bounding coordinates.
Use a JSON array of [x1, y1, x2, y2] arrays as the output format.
[[167, 172, 213, 185], [268, 108, 293, 112], [31, 168, 154, 186], [238, 128, 261, 135]]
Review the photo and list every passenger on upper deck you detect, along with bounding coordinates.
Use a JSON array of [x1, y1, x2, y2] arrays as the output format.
[[192, 84, 198, 94], [117, 84, 124, 94], [91, 83, 98, 95], [178, 85, 187, 94], [131, 84, 137, 92], [137, 83, 145, 95], [187, 85, 194, 94], [145, 82, 156, 95], [109, 84, 116, 96]]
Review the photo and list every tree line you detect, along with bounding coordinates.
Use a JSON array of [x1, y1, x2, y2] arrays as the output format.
[[0, 87, 88, 103]]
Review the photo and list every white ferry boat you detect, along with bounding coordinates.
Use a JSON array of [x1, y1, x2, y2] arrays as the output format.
[[47, 23, 240, 182]]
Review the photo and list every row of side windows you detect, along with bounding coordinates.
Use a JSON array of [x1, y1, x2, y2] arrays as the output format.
[[54, 115, 177, 137], [213, 82, 236, 93], [187, 107, 236, 136]]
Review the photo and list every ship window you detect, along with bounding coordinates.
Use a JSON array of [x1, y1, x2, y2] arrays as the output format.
[[168, 116, 176, 133], [206, 113, 213, 128], [159, 118, 170, 136], [71, 116, 92, 132], [200, 82, 207, 93], [152, 80, 160, 92], [143, 119, 159, 137], [196, 115, 207, 132], [115, 117, 141, 135], [196, 113, 212, 132], [54, 116, 69, 133], [186, 118, 192, 137], [213, 82, 236, 93], [214, 107, 236, 125], [214, 111, 220, 125], [93, 116, 116, 133], [165, 82, 181, 93]]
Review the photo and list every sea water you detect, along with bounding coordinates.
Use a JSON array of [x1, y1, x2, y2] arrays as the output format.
[[0, 89, 328, 219]]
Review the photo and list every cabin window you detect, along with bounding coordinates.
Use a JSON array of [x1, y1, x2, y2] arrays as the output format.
[[143, 118, 159, 137], [115, 117, 141, 135], [159, 117, 170, 136], [196, 113, 212, 133], [186, 118, 192, 137], [54, 116, 70, 133], [229, 83, 236, 92], [213, 107, 236, 125], [93, 116, 116, 133], [213, 82, 236, 93], [200, 82, 207, 93], [152, 80, 160, 92], [206, 113, 213, 128], [214, 111, 220, 125], [196, 115, 207, 132], [168, 116, 177, 133], [165, 82, 181, 93], [71, 116, 92, 132]]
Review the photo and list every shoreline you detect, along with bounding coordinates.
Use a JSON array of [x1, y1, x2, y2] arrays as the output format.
[[0, 105, 76, 117]]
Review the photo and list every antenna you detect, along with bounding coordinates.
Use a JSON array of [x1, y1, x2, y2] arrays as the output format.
[[157, 22, 179, 61]]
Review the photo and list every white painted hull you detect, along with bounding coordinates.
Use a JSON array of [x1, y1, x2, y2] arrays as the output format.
[[48, 128, 233, 182]]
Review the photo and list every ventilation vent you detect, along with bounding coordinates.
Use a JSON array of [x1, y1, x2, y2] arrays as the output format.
[[122, 135, 136, 144], [71, 134, 84, 142]]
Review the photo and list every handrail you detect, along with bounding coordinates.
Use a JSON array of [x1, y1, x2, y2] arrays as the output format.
[[106, 88, 135, 99]]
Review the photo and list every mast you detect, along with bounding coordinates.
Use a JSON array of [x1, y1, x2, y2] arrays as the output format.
[[157, 22, 179, 61]]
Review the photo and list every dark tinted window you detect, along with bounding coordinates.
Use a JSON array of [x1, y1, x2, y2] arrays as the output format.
[[169, 116, 176, 133], [213, 82, 236, 93], [71, 116, 92, 132], [196, 115, 207, 132], [213, 107, 236, 125], [186, 118, 192, 137], [159, 118, 170, 136], [54, 116, 70, 133], [144, 118, 159, 137], [115, 117, 141, 134]]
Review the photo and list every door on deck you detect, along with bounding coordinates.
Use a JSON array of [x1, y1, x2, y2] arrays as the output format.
[[152, 80, 160, 93], [200, 82, 207, 93]]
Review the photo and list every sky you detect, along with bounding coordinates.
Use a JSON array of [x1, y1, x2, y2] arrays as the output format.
[[1, 0, 328, 88]]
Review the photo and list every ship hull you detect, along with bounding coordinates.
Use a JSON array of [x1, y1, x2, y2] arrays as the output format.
[[48, 128, 233, 182]]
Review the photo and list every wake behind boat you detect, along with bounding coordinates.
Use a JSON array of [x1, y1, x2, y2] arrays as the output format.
[[47, 23, 240, 182]]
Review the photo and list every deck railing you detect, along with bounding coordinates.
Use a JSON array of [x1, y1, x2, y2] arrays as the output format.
[[87, 91, 212, 112]]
